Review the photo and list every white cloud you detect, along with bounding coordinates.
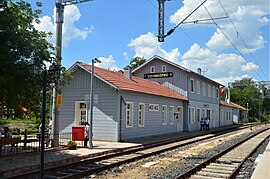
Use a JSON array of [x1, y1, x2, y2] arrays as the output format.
[[128, 32, 181, 63], [95, 55, 120, 71], [122, 52, 129, 61], [33, 5, 93, 47], [241, 62, 259, 73], [181, 43, 257, 85], [170, 0, 269, 53]]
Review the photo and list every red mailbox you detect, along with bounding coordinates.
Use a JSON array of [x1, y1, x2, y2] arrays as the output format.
[[72, 126, 85, 141]]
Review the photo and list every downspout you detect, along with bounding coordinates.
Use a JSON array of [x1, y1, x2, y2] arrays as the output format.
[[119, 95, 126, 142]]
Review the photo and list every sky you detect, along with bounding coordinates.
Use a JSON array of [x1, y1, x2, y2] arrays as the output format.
[[29, 0, 269, 86]]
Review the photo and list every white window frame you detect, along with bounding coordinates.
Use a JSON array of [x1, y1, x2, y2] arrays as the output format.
[[138, 103, 145, 127], [208, 85, 211, 97], [197, 80, 200, 94], [189, 107, 195, 124], [126, 102, 133, 128], [191, 79, 194, 93], [75, 101, 87, 126], [196, 108, 201, 123], [150, 66, 155, 73], [161, 65, 167, 72], [149, 104, 159, 111], [212, 86, 215, 98], [216, 88, 219, 98], [162, 105, 167, 125], [202, 83, 206, 96], [169, 106, 174, 124]]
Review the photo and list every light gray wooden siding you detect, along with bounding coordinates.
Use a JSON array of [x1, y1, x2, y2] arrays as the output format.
[[220, 105, 234, 126], [119, 91, 184, 141], [133, 58, 188, 92], [59, 68, 118, 141], [187, 74, 220, 104], [188, 100, 220, 131]]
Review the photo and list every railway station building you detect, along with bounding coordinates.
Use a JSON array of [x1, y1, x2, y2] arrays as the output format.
[[59, 56, 245, 141], [59, 62, 187, 141], [133, 55, 222, 131]]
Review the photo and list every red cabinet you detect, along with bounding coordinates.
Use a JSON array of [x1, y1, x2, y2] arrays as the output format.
[[72, 126, 84, 141]]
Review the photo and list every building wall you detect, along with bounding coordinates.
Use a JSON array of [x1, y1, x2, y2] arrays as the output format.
[[133, 57, 222, 131], [133, 58, 188, 97], [119, 90, 185, 141], [220, 105, 234, 126], [59, 67, 118, 141]]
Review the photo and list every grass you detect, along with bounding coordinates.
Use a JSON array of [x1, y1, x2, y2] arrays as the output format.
[[0, 118, 35, 124]]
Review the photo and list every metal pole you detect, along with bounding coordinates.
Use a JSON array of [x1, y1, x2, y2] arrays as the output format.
[[52, 1, 64, 147], [40, 69, 47, 179], [88, 59, 94, 148]]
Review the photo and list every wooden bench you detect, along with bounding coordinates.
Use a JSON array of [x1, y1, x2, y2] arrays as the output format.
[[0, 137, 21, 152]]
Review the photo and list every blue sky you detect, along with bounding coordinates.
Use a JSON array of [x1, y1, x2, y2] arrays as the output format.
[[30, 0, 269, 86]]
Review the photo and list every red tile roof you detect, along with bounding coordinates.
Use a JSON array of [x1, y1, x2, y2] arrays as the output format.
[[220, 100, 246, 110], [79, 62, 188, 101]]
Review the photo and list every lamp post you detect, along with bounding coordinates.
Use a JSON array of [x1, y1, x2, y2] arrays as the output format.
[[28, 59, 60, 178], [88, 58, 101, 149]]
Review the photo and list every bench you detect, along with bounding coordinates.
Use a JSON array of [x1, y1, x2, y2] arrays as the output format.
[[0, 137, 21, 152]]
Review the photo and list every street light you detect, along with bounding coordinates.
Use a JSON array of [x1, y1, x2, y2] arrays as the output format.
[[88, 58, 101, 149], [28, 59, 60, 179]]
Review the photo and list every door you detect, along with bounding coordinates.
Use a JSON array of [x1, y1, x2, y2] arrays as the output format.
[[177, 106, 183, 132], [75, 102, 87, 126]]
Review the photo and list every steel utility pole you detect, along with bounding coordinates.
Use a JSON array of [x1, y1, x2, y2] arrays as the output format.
[[52, 0, 93, 147]]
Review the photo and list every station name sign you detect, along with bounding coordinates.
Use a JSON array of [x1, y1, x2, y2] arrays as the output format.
[[144, 72, 173, 79]]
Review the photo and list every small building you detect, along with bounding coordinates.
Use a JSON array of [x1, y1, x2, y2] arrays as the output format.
[[220, 100, 246, 126], [59, 62, 188, 141], [133, 55, 222, 131]]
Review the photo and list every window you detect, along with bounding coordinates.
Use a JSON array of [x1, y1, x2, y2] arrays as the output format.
[[189, 107, 195, 124], [149, 104, 159, 111], [138, 103, 145, 127], [150, 66, 155, 73], [216, 88, 219, 98], [202, 83, 206, 96], [208, 85, 211, 97], [162, 65, 167, 72], [212, 86, 215, 98], [191, 79, 194, 93], [170, 106, 174, 124], [126, 102, 133, 127], [162, 105, 167, 125], [79, 102, 87, 125], [197, 81, 200, 94], [196, 108, 201, 122]]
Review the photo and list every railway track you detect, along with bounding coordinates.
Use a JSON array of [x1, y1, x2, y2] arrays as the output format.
[[176, 128, 270, 179], [10, 124, 267, 179]]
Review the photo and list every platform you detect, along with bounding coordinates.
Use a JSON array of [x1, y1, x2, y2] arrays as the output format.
[[0, 124, 261, 178], [251, 140, 270, 179]]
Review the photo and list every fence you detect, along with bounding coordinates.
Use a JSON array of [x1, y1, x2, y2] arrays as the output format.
[[0, 131, 73, 157]]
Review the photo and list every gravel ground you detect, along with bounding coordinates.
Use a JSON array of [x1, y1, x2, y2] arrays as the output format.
[[236, 137, 270, 179], [87, 126, 268, 179]]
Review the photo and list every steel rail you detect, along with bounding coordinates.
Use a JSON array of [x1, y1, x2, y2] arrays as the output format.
[[175, 127, 270, 179], [8, 123, 263, 179]]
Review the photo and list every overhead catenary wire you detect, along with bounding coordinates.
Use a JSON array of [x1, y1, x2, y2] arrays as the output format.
[[200, 0, 265, 81], [146, 0, 198, 44], [146, 0, 234, 75], [217, 0, 268, 80], [164, 0, 208, 37]]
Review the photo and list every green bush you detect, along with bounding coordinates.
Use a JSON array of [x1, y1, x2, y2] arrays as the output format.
[[67, 140, 77, 150]]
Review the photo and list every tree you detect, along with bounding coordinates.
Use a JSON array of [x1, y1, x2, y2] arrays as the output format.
[[130, 56, 146, 69], [229, 78, 262, 121], [0, 0, 54, 119]]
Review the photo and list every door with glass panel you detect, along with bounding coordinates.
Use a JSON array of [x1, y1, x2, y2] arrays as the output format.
[[177, 106, 183, 132]]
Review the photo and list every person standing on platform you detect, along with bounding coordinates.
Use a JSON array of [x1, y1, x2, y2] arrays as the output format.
[[200, 118, 205, 131], [84, 122, 89, 147], [4, 127, 12, 138], [205, 117, 210, 131]]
